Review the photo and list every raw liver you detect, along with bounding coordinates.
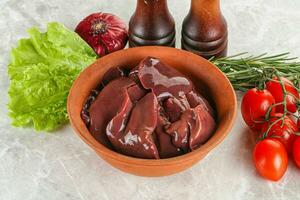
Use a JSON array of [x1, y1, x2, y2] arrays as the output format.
[[85, 57, 216, 159], [136, 57, 193, 99], [107, 93, 159, 159], [88, 78, 135, 147]]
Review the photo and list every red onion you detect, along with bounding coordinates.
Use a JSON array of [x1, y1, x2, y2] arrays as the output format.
[[75, 13, 128, 57]]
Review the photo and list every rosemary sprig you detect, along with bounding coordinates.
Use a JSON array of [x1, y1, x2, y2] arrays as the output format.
[[211, 53, 300, 92]]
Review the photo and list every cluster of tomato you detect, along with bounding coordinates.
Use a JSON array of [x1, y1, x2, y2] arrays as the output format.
[[241, 77, 300, 181]]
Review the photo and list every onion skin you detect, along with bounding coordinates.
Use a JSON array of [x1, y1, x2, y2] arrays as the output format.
[[75, 13, 128, 57]]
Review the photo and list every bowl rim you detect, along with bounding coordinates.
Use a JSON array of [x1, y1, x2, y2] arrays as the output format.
[[67, 46, 237, 166]]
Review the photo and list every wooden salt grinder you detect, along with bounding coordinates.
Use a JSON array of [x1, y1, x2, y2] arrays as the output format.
[[129, 0, 176, 47], [181, 0, 228, 59]]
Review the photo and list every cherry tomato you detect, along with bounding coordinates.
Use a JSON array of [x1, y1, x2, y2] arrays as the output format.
[[261, 113, 298, 154], [253, 139, 288, 181], [266, 77, 299, 113], [241, 88, 275, 131], [293, 137, 300, 168]]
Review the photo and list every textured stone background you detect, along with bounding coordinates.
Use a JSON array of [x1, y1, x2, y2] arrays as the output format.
[[0, 0, 300, 199]]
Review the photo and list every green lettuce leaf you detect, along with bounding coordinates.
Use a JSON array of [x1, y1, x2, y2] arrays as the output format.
[[8, 22, 97, 131]]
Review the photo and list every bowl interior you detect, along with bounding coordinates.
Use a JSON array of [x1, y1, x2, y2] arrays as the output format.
[[68, 46, 237, 165]]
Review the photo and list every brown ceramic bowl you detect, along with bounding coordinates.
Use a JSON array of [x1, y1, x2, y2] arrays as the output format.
[[67, 46, 237, 177]]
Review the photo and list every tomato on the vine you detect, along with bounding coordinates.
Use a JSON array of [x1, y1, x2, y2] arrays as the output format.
[[261, 113, 298, 154], [266, 77, 299, 113], [253, 139, 288, 181], [293, 137, 300, 168], [241, 88, 275, 131]]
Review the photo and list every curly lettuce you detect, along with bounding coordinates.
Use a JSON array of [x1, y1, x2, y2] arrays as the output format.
[[8, 22, 97, 131]]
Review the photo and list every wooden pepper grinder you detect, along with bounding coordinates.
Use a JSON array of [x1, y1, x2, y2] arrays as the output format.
[[181, 0, 228, 59], [129, 0, 176, 47]]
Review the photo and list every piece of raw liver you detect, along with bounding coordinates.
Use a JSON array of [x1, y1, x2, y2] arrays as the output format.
[[135, 57, 193, 99], [166, 104, 216, 150], [155, 105, 185, 158], [163, 96, 190, 123], [189, 104, 216, 150], [101, 67, 128, 86], [88, 77, 136, 147], [186, 90, 215, 117], [81, 67, 128, 127], [107, 92, 159, 159], [127, 84, 148, 103]]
